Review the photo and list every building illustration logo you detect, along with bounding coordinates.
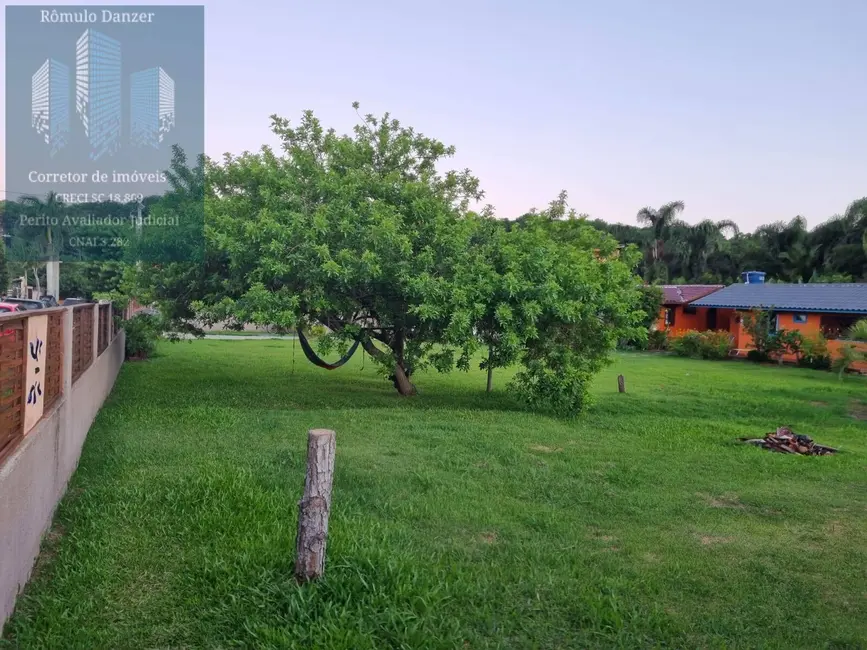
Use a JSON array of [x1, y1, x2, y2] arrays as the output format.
[[130, 67, 175, 148], [75, 29, 122, 160], [30, 28, 175, 160], [31, 59, 70, 157]]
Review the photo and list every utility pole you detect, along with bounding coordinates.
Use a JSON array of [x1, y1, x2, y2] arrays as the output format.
[[46, 212, 60, 299], [46, 258, 60, 299]]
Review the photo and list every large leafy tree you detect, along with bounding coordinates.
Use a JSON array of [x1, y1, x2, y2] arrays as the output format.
[[191, 105, 485, 396], [134, 107, 645, 412]]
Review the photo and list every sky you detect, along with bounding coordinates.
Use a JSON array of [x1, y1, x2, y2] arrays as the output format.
[[2, 0, 866, 232]]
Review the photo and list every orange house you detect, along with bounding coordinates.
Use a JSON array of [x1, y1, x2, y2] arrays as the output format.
[[690, 281, 867, 370], [656, 285, 725, 333]]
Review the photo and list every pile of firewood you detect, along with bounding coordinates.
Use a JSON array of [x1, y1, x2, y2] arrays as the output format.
[[739, 427, 837, 456]]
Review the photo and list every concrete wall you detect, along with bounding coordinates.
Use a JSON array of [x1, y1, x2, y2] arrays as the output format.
[[0, 310, 124, 629]]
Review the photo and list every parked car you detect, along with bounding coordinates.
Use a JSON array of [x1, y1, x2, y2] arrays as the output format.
[[0, 302, 24, 314], [0, 302, 24, 337], [40, 295, 58, 308], [0, 297, 45, 311], [61, 297, 92, 306]]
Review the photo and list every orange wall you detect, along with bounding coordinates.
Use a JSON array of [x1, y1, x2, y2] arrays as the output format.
[[658, 305, 714, 333], [775, 313, 822, 337], [725, 310, 866, 370], [729, 310, 820, 356], [661, 307, 866, 372], [828, 339, 867, 372]]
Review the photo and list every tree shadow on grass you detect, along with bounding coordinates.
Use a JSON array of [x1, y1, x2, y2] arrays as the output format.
[[118, 347, 532, 417]]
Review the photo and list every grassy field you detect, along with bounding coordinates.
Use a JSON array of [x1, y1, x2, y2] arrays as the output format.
[[2, 341, 866, 649]]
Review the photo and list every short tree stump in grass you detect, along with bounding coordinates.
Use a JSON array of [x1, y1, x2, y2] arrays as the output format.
[[295, 429, 336, 582]]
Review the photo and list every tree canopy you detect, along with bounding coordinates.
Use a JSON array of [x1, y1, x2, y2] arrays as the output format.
[[130, 105, 646, 413]]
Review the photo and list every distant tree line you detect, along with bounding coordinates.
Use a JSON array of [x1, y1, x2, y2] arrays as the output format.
[[583, 199, 867, 284]]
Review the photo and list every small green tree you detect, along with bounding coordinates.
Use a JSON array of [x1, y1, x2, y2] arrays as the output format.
[[741, 309, 775, 361], [832, 344, 865, 380], [741, 309, 801, 363], [847, 319, 867, 342], [447, 208, 644, 410]]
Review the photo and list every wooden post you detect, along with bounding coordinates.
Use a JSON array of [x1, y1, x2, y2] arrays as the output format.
[[617, 374, 625, 393], [295, 428, 336, 582]]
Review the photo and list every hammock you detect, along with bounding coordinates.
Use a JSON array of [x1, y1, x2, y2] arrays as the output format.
[[297, 328, 361, 370]]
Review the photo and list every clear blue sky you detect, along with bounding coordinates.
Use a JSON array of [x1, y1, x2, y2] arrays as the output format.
[[3, 0, 865, 231]]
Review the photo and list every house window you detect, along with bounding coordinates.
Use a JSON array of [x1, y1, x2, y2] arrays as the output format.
[[683, 305, 697, 315], [664, 307, 675, 327], [792, 314, 808, 324]]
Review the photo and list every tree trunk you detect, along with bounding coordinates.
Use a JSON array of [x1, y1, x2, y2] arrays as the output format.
[[486, 346, 494, 393], [393, 362, 417, 396], [358, 331, 417, 396]]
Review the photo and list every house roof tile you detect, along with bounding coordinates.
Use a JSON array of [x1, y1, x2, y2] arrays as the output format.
[[660, 285, 725, 305], [690, 283, 867, 314]]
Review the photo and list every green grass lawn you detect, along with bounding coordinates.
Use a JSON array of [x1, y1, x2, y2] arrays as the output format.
[[2, 342, 866, 649]]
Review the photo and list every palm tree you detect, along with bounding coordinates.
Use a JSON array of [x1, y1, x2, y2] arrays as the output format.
[[672, 219, 739, 280], [19, 192, 64, 297], [636, 201, 684, 263]]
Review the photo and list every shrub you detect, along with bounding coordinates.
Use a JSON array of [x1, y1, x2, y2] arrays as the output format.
[[124, 312, 162, 360], [847, 319, 867, 342], [669, 330, 704, 358], [669, 330, 733, 360], [700, 330, 735, 360], [741, 309, 802, 363], [648, 329, 668, 351], [798, 333, 831, 370], [772, 329, 803, 363]]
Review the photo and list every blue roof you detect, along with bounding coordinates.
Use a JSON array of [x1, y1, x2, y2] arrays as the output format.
[[690, 283, 867, 314]]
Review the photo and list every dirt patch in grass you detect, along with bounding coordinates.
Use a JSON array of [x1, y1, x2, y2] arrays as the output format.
[[848, 400, 867, 421], [698, 535, 733, 546], [824, 520, 845, 537], [529, 445, 562, 453], [698, 492, 747, 510], [810, 401, 828, 408], [478, 532, 498, 544], [697, 492, 782, 516]]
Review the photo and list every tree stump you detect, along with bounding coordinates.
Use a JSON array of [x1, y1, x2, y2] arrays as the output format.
[[294, 428, 336, 582], [617, 374, 625, 393]]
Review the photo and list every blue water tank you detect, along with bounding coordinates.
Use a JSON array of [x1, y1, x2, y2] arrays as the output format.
[[741, 271, 766, 284]]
